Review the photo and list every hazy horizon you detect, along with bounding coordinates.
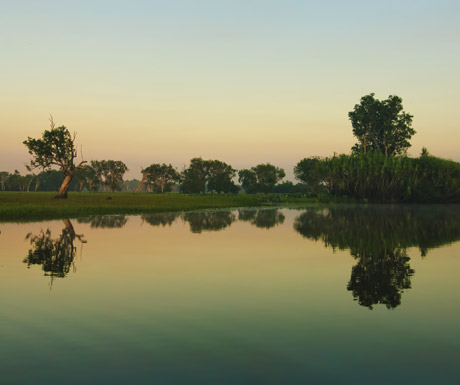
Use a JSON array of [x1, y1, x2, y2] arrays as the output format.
[[1, 0, 459, 179]]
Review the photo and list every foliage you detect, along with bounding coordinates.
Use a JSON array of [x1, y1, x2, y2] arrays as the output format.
[[349, 93, 415, 156], [140, 163, 179, 193], [238, 163, 285, 193], [294, 152, 460, 203], [294, 157, 328, 195], [23, 121, 85, 198], [101, 160, 128, 192], [181, 158, 238, 194]]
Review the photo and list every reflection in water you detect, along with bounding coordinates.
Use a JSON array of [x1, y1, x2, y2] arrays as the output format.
[[24, 219, 86, 281], [183, 210, 236, 233], [238, 209, 285, 229], [141, 212, 181, 227], [294, 206, 460, 309], [77, 215, 128, 228]]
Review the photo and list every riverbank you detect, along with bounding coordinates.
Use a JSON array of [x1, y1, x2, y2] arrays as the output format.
[[0, 192, 320, 222]]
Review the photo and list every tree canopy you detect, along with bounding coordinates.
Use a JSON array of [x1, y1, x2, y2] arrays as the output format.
[[349, 93, 415, 156], [23, 118, 85, 198], [238, 163, 285, 193]]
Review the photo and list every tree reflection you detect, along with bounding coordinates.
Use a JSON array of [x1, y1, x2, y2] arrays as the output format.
[[24, 219, 86, 281], [238, 209, 285, 229], [141, 212, 181, 227], [183, 210, 236, 233], [294, 206, 460, 309], [77, 215, 128, 228]]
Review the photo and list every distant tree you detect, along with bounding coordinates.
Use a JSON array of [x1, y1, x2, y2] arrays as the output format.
[[6, 170, 23, 191], [101, 160, 128, 192], [23, 116, 86, 198], [207, 160, 238, 193], [136, 163, 179, 193], [237, 169, 258, 193], [75, 164, 99, 192], [23, 174, 35, 192], [180, 158, 237, 194], [35, 170, 66, 192], [238, 163, 285, 193], [122, 179, 141, 192], [349, 93, 415, 156], [90, 160, 105, 191], [0, 171, 9, 191], [420, 147, 430, 157], [294, 157, 328, 195], [181, 158, 209, 193]]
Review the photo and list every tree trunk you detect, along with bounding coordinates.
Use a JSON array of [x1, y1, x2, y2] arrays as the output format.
[[134, 176, 146, 194], [161, 175, 165, 194], [56, 173, 74, 199]]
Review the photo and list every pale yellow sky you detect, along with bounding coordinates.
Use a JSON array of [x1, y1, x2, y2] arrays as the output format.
[[1, 1, 459, 179]]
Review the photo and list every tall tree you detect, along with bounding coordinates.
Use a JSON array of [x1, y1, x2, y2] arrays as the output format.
[[0, 171, 9, 191], [206, 160, 238, 193], [238, 163, 285, 193], [294, 157, 327, 195], [181, 157, 209, 193], [349, 93, 415, 156], [101, 160, 128, 192], [180, 158, 237, 194], [136, 163, 179, 193], [23, 117, 86, 198]]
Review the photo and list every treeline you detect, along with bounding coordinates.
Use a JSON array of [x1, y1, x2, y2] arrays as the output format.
[[3, 152, 460, 201], [0, 157, 307, 194], [294, 151, 460, 203], [0, 160, 130, 193]]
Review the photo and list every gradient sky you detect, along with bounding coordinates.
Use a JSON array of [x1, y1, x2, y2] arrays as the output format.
[[1, 0, 459, 179]]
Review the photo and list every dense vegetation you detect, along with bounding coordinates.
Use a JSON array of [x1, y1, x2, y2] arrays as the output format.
[[295, 151, 460, 203]]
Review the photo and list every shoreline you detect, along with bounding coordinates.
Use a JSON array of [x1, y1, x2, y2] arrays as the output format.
[[0, 192, 320, 222]]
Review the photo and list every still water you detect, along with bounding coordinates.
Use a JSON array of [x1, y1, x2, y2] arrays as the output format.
[[1, 206, 460, 384]]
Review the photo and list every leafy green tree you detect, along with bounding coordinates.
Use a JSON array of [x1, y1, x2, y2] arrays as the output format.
[[136, 163, 179, 193], [23, 117, 86, 198], [0, 171, 9, 191], [90, 160, 105, 191], [181, 158, 237, 194], [349, 93, 415, 156], [294, 157, 328, 195], [238, 163, 285, 193], [75, 164, 100, 192], [237, 169, 258, 193], [101, 160, 128, 192], [181, 158, 209, 193], [207, 160, 238, 193]]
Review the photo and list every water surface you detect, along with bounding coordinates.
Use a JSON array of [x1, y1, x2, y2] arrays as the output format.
[[1, 206, 459, 384]]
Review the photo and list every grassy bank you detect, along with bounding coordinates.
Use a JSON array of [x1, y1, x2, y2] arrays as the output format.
[[0, 192, 318, 222]]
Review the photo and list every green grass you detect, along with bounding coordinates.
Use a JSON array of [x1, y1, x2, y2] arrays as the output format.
[[0, 192, 318, 222]]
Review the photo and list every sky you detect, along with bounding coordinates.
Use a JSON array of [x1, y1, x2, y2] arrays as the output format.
[[1, 0, 459, 180]]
